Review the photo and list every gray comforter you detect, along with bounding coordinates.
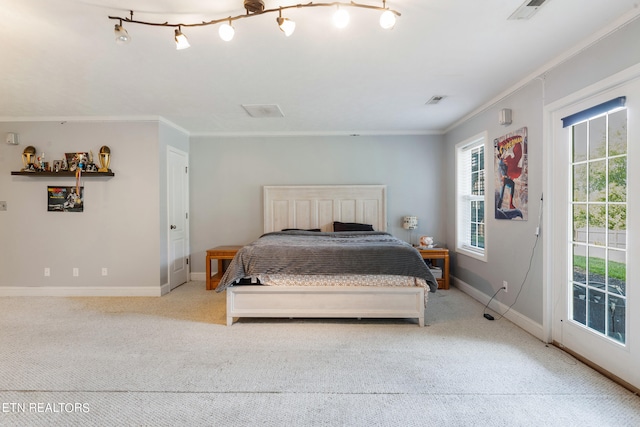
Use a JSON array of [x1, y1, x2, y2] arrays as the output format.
[[216, 231, 438, 293]]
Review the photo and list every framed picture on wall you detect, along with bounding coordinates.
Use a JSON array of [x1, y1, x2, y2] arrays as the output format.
[[494, 127, 528, 220], [47, 186, 84, 212]]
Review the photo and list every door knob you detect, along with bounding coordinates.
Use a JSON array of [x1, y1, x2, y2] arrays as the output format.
[[170, 225, 177, 230]]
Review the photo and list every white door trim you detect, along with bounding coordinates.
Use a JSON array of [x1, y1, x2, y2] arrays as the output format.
[[542, 63, 640, 344], [167, 146, 190, 290]]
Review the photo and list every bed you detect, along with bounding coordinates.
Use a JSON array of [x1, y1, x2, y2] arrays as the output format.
[[217, 185, 437, 326]]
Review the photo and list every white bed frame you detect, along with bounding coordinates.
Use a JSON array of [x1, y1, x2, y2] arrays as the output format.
[[226, 185, 425, 326]]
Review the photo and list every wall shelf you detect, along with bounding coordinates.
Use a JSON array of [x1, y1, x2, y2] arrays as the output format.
[[11, 171, 114, 177]]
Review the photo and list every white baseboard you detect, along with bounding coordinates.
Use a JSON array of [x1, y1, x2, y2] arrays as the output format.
[[160, 282, 171, 296], [190, 272, 206, 281], [452, 276, 544, 341], [0, 286, 163, 297]]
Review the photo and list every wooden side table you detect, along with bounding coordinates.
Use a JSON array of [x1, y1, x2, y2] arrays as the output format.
[[206, 245, 242, 290], [417, 248, 450, 290]]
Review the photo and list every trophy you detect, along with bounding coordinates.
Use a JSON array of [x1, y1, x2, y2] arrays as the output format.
[[98, 145, 111, 172], [21, 146, 37, 171]]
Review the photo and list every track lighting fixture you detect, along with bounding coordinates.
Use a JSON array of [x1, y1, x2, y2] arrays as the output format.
[[114, 21, 131, 44], [332, 6, 350, 29], [379, 9, 396, 29], [277, 16, 296, 36], [219, 20, 235, 41], [174, 27, 190, 50], [277, 9, 296, 37], [108, 1, 400, 48]]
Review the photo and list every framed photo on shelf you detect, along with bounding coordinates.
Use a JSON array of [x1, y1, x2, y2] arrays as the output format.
[[65, 152, 89, 171], [47, 186, 84, 212]]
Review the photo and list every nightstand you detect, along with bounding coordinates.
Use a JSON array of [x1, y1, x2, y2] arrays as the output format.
[[206, 245, 242, 290], [417, 248, 450, 290]]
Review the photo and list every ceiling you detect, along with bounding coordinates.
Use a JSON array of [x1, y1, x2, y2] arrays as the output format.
[[1, 0, 639, 136]]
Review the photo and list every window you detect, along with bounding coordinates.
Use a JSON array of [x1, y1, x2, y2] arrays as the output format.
[[565, 99, 627, 344], [456, 133, 487, 261]]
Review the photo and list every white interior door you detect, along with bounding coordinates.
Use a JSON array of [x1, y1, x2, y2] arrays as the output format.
[[550, 77, 639, 389], [168, 147, 189, 290]]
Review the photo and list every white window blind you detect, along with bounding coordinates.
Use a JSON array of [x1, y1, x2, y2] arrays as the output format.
[[456, 134, 487, 261]]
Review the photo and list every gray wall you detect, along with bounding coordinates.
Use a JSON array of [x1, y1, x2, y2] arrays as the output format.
[[0, 120, 184, 291], [189, 135, 444, 273], [443, 17, 640, 324], [444, 81, 544, 323]]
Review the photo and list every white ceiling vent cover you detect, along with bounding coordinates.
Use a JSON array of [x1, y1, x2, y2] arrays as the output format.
[[242, 104, 285, 118], [508, 0, 550, 20], [426, 95, 446, 105]]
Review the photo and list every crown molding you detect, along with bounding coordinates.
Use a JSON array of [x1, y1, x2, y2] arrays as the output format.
[[0, 115, 190, 136], [189, 129, 443, 138]]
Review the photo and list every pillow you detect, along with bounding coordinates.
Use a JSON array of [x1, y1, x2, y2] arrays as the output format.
[[333, 221, 374, 232], [282, 228, 321, 232]]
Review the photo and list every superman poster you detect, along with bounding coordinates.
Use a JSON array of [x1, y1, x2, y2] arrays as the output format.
[[494, 127, 528, 220]]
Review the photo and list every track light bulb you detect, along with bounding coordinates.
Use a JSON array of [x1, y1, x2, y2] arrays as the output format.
[[379, 10, 396, 29], [114, 23, 131, 44], [219, 23, 235, 41], [174, 28, 190, 50], [277, 17, 296, 37], [333, 8, 350, 29]]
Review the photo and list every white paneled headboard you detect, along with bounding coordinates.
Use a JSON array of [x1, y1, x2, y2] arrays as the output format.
[[263, 185, 387, 233]]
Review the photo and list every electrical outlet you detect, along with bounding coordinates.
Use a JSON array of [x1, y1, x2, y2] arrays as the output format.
[[102, 268, 108, 276], [503, 280, 508, 293], [73, 268, 79, 277], [44, 268, 50, 277]]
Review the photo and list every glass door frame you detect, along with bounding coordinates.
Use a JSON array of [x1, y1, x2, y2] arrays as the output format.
[[543, 66, 640, 390]]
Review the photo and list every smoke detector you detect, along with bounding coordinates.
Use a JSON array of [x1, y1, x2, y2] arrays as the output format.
[[508, 0, 550, 20]]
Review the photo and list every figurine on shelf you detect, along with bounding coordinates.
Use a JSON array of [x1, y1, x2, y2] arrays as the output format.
[[85, 150, 97, 172], [37, 152, 46, 171], [76, 153, 86, 171]]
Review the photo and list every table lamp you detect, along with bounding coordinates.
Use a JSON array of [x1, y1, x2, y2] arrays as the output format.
[[403, 216, 418, 246]]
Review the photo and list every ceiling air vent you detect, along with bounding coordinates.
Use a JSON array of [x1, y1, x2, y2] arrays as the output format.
[[242, 104, 285, 118], [425, 96, 446, 105], [508, 0, 550, 20]]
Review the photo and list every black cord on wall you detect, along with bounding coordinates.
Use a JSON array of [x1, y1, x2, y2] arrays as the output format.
[[483, 194, 543, 321]]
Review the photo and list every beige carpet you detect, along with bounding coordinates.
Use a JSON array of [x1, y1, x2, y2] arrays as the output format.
[[0, 282, 639, 426]]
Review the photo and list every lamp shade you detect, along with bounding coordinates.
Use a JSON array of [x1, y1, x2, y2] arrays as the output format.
[[333, 8, 350, 28], [114, 24, 131, 44], [402, 216, 418, 230], [277, 17, 296, 36], [379, 10, 396, 29], [174, 28, 190, 50], [219, 23, 235, 41]]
